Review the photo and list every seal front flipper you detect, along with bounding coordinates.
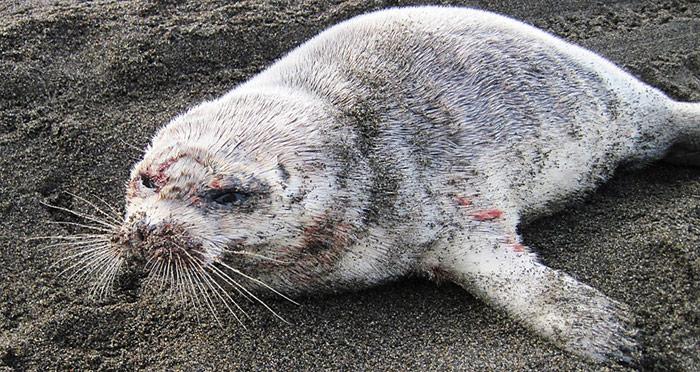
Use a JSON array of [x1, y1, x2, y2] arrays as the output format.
[[422, 232, 639, 364]]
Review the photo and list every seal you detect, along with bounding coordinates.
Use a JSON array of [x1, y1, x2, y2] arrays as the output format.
[[56, 6, 699, 364]]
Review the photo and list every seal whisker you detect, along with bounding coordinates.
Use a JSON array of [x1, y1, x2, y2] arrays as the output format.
[[171, 258, 184, 302], [177, 267, 196, 314], [118, 138, 146, 157], [173, 260, 198, 318], [199, 265, 250, 326], [143, 253, 160, 271], [57, 248, 112, 279], [166, 250, 177, 297], [40, 201, 118, 230], [40, 238, 110, 252], [180, 264, 204, 324], [213, 261, 292, 324], [176, 256, 202, 317], [187, 266, 223, 327], [89, 256, 120, 300], [102, 258, 123, 299], [145, 259, 161, 290], [49, 244, 111, 269], [41, 234, 109, 244], [166, 261, 176, 298], [148, 259, 170, 292], [183, 250, 251, 324], [45, 220, 115, 233], [141, 270, 157, 290], [158, 261, 170, 292], [217, 260, 299, 306], [91, 266, 113, 300], [71, 249, 118, 281], [91, 194, 124, 221], [185, 265, 208, 325], [66, 191, 123, 226], [142, 261, 159, 289], [56, 252, 101, 279], [67, 254, 117, 296], [201, 261, 253, 302], [69, 250, 117, 282], [163, 261, 175, 295], [28, 234, 109, 242]]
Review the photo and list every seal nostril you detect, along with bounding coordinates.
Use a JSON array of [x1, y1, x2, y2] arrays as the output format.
[[131, 221, 150, 243], [135, 229, 145, 242]]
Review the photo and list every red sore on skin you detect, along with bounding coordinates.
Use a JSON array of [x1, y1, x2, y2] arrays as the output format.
[[149, 154, 187, 189], [294, 217, 353, 267], [512, 243, 526, 253], [301, 221, 352, 252], [210, 176, 223, 189], [455, 196, 472, 207], [157, 154, 186, 174], [262, 217, 353, 279], [471, 209, 504, 221], [152, 172, 169, 187]]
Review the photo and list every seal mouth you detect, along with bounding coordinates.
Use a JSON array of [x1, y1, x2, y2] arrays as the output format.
[[110, 220, 211, 290]]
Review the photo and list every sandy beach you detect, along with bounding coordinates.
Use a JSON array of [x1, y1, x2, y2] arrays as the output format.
[[1, 1, 698, 370]]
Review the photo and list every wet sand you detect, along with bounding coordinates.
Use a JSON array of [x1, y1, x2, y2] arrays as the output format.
[[1, 1, 698, 370]]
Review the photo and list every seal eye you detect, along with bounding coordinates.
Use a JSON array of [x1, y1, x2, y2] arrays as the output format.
[[211, 189, 250, 206], [140, 173, 156, 189]]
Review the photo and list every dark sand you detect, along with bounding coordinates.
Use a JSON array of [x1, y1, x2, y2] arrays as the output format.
[[1, 1, 698, 370]]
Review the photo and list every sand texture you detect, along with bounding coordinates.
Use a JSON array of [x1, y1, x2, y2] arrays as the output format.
[[1, 0, 698, 370]]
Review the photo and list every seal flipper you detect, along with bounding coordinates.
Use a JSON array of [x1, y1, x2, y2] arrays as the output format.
[[665, 101, 700, 167], [423, 234, 639, 364]]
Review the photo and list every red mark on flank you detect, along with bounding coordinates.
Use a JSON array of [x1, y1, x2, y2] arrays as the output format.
[[504, 235, 525, 253], [512, 243, 526, 253], [471, 209, 504, 221], [455, 196, 472, 207]]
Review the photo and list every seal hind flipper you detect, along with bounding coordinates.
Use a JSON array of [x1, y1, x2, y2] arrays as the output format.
[[423, 233, 639, 364], [665, 101, 700, 167]]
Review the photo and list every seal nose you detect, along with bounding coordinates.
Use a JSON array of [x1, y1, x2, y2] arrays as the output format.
[[131, 221, 156, 245]]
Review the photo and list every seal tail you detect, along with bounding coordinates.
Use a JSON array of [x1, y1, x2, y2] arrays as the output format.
[[665, 101, 700, 166]]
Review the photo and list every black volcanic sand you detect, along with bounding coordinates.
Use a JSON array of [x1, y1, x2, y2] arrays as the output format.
[[1, 1, 698, 370]]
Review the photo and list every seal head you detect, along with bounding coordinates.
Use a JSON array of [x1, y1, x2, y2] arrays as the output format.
[[114, 92, 351, 294]]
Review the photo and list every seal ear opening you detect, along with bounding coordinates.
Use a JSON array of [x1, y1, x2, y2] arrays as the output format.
[[277, 162, 291, 183]]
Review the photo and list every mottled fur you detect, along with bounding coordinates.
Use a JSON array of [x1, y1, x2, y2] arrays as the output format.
[[118, 7, 699, 364]]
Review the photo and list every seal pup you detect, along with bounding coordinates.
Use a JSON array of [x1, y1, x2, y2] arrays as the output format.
[[57, 6, 699, 364]]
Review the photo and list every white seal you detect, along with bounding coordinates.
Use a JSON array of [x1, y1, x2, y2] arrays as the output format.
[[62, 6, 699, 364]]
